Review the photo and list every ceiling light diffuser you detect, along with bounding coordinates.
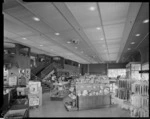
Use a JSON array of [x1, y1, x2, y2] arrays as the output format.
[[135, 34, 140, 36], [22, 38, 27, 40], [67, 41, 71, 44], [131, 42, 135, 44], [143, 19, 149, 23], [55, 33, 60, 36], [33, 17, 40, 21], [96, 27, 101, 30], [127, 48, 131, 50], [89, 6, 96, 11]]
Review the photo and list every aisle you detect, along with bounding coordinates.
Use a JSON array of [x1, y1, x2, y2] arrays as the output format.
[[29, 93, 130, 117]]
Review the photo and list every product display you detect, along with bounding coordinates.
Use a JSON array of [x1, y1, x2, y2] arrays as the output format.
[[130, 79, 149, 117], [28, 81, 42, 107], [50, 81, 70, 100], [75, 75, 111, 110]]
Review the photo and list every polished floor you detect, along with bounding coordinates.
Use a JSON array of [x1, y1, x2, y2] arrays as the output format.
[[29, 93, 130, 117]]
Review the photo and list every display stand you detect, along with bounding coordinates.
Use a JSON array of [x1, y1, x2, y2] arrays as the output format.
[[126, 62, 141, 80], [50, 82, 70, 101], [130, 63, 149, 117], [75, 75, 111, 110]]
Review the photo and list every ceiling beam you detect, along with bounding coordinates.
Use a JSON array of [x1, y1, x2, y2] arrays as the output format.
[[96, 2, 110, 62], [52, 2, 103, 63]]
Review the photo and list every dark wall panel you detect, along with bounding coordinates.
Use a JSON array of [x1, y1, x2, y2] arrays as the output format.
[[89, 64, 107, 75], [108, 63, 127, 69]]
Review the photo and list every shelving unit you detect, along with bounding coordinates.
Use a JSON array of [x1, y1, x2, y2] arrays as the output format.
[[126, 62, 141, 80]]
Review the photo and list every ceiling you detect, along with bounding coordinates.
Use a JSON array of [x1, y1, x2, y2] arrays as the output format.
[[3, 1, 149, 64]]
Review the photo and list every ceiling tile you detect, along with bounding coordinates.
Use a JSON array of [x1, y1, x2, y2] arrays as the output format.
[[104, 23, 125, 39], [66, 2, 101, 29], [99, 2, 130, 25], [84, 28, 104, 42], [25, 2, 73, 32], [4, 30, 19, 39]]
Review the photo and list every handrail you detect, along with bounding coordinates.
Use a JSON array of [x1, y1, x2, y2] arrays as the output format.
[[41, 63, 55, 77]]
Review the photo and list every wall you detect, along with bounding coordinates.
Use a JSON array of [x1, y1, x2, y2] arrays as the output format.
[[80, 63, 129, 75], [139, 46, 149, 64], [89, 64, 107, 75], [108, 63, 127, 69]]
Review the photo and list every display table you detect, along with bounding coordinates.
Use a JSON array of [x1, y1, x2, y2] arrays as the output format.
[[77, 94, 111, 110]]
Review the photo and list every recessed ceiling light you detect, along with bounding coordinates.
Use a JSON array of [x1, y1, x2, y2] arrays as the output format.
[[143, 19, 149, 23], [101, 38, 104, 40], [55, 33, 60, 36], [135, 34, 140, 36], [33, 17, 40, 21], [22, 38, 27, 40], [131, 42, 135, 44], [67, 41, 71, 44], [40, 45, 43, 46], [127, 48, 131, 50], [89, 6, 96, 11], [96, 27, 101, 30]]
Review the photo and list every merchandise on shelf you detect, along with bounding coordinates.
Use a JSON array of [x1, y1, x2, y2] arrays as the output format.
[[126, 62, 141, 80], [50, 81, 70, 100], [131, 81, 149, 96], [75, 75, 111, 110], [130, 80, 149, 117]]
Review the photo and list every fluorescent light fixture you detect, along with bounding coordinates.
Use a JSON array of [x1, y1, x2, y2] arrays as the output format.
[[67, 41, 71, 44], [131, 42, 135, 44], [33, 17, 40, 21], [135, 34, 140, 36], [127, 48, 131, 50], [143, 19, 149, 23], [89, 6, 96, 11], [22, 38, 27, 40], [40, 45, 43, 46], [55, 33, 60, 36], [96, 27, 101, 30]]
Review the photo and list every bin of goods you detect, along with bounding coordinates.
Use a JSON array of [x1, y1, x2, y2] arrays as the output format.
[[75, 75, 111, 110]]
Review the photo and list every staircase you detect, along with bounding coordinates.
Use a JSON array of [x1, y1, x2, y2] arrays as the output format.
[[40, 62, 59, 79], [31, 61, 51, 76]]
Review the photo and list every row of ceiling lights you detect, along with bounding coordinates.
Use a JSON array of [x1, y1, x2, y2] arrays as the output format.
[[23, 16, 91, 61], [127, 19, 149, 51]]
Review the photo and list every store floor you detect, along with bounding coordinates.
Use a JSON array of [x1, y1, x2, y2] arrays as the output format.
[[29, 93, 130, 117]]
